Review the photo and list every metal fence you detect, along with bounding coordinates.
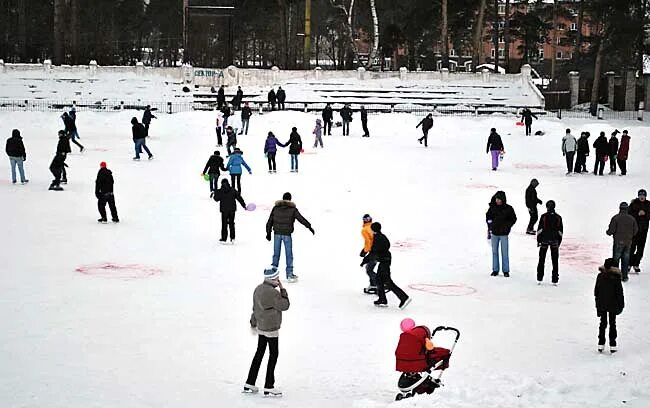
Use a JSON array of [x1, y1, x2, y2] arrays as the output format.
[[551, 109, 643, 121]]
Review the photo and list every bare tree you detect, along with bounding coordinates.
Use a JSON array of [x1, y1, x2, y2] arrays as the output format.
[[441, 0, 449, 69], [472, 0, 487, 71], [53, 0, 65, 64], [504, 0, 510, 72], [328, 0, 380, 69], [550, 0, 558, 80]]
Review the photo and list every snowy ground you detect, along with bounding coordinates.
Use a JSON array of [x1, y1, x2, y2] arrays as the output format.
[[1, 110, 649, 407]]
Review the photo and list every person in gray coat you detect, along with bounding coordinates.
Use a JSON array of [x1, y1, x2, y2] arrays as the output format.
[[606, 202, 639, 282], [244, 266, 289, 397], [561, 128, 577, 175]]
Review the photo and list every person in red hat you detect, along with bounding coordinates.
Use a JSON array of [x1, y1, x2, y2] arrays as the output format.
[[95, 161, 119, 223]]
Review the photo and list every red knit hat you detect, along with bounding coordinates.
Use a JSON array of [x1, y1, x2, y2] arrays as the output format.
[[100, 161, 107, 168]]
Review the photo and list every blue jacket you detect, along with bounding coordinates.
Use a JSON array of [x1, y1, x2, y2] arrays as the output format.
[[264, 136, 282, 154], [227, 152, 251, 175]]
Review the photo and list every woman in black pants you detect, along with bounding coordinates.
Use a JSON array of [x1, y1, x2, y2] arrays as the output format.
[[264, 132, 283, 173]]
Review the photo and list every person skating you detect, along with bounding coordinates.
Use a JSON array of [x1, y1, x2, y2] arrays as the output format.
[[628, 189, 649, 273], [215, 110, 224, 146], [244, 266, 289, 397], [229, 110, 242, 136], [202, 151, 227, 195], [361, 222, 411, 309], [360, 106, 369, 137], [264, 132, 283, 173], [322, 103, 333, 135], [594, 258, 624, 353], [284, 127, 302, 172], [225, 125, 237, 156], [68, 107, 83, 144], [62, 111, 84, 152], [340, 104, 353, 136], [486, 128, 504, 171], [142, 105, 156, 137], [312, 119, 323, 148], [561, 128, 577, 175], [486, 191, 517, 276], [217, 85, 226, 110], [5, 129, 28, 184], [536, 200, 563, 285], [267, 88, 277, 111], [574, 132, 590, 173], [360, 214, 378, 294], [95, 161, 119, 223], [276, 87, 286, 110], [606, 202, 639, 282], [213, 179, 247, 243], [593, 131, 608, 175], [520, 107, 538, 136], [234, 86, 244, 110], [240, 102, 252, 135], [131, 117, 153, 160], [616, 130, 630, 176], [416, 113, 433, 147], [525, 179, 542, 234], [56, 130, 71, 184], [608, 130, 620, 174], [48, 152, 67, 191], [221, 104, 232, 129], [265, 192, 315, 282], [226, 147, 251, 193]]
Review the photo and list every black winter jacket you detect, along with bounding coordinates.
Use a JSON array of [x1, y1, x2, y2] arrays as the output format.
[[594, 267, 624, 316], [6, 135, 26, 158], [217, 87, 225, 103], [362, 231, 391, 264], [142, 108, 156, 124], [593, 135, 608, 157], [213, 184, 246, 213], [577, 136, 590, 155], [50, 153, 68, 170], [340, 106, 353, 121], [537, 212, 563, 244], [57, 135, 71, 154], [322, 106, 333, 121], [521, 109, 538, 124], [607, 210, 639, 245], [203, 154, 226, 175], [285, 131, 302, 155], [486, 191, 517, 235], [525, 184, 542, 208], [241, 106, 252, 120], [95, 168, 114, 197], [360, 109, 368, 123], [276, 89, 286, 103], [266, 200, 311, 235], [268, 90, 276, 103], [226, 129, 237, 146], [609, 136, 619, 157], [628, 198, 650, 231], [486, 131, 504, 152], [132, 123, 146, 140], [416, 117, 433, 131]]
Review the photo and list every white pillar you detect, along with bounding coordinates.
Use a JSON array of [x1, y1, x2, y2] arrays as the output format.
[[481, 68, 490, 83], [521, 64, 532, 86], [89, 60, 98, 79], [357, 66, 366, 80], [314, 66, 322, 81], [441, 68, 449, 81], [569, 71, 580, 108], [399, 66, 408, 80], [44, 59, 52, 75], [136, 61, 144, 77], [271, 66, 280, 84], [182, 63, 193, 83], [0, 59, 5, 74]]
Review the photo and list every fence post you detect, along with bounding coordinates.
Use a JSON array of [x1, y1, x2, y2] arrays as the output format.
[[120, 101, 124, 110], [304, 103, 308, 113], [43, 59, 52, 75], [89, 60, 98, 79], [391, 104, 394, 113], [568, 71, 579, 108], [136, 61, 144, 77], [638, 101, 645, 121], [399, 67, 407, 81], [259, 102, 263, 115], [557, 109, 562, 120], [167, 102, 172, 114], [474, 106, 479, 117], [598, 107, 604, 120]]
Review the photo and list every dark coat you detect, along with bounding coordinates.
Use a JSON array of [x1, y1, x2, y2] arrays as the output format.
[[142, 108, 156, 125], [217, 87, 226, 103], [226, 129, 237, 146], [57, 135, 71, 154], [617, 135, 630, 160], [525, 184, 542, 208], [628, 198, 650, 231], [241, 106, 252, 120], [213, 183, 246, 213], [607, 210, 639, 245], [236, 89, 244, 102], [322, 106, 333, 121], [132, 123, 146, 140], [264, 135, 282, 154], [95, 167, 114, 197], [608, 136, 619, 157], [537, 212, 563, 245], [486, 131, 504, 152], [362, 231, 391, 264], [221, 106, 231, 119], [62, 114, 76, 132], [594, 267, 624, 316], [593, 135, 608, 157], [203, 154, 226, 175], [416, 116, 434, 131], [577, 135, 590, 155], [521, 108, 538, 124], [360, 108, 368, 123], [50, 153, 68, 171], [340, 106, 353, 121], [5, 134, 26, 158], [285, 131, 302, 155], [486, 191, 517, 236], [268, 90, 277, 103], [266, 200, 311, 236], [276, 88, 286, 103]]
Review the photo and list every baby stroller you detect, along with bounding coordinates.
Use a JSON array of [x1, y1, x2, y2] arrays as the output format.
[[394, 325, 460, 401]]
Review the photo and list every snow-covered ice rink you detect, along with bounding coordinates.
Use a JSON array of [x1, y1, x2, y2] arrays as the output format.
[[1, 110, 649, 407]]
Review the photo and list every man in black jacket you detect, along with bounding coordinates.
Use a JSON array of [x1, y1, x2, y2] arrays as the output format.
[[340, 104, 353, 136], [486, 191, 517, 276], [416, 113, 433, 147], [520, 107, 538, 136], [202, 151, 227, 194], [525, 179, 542, 235], [322, 103, 333, 135], [276, 87, 286, 110], [267, 89, 277, 111], [56, 130, 71, 184], [361, 222, 411, 309], [234, 86, 244, 110], [593, 131, 608, 175], [96, 161, 119, 223], [49, 152, 67, 191], [217, 85, 226, 110], [574, 132, 590, 173], [629, 189, 649, 273], [536, 200, 563, 285], [142, 105, 156, 137], [213, 179, 247, 243], [266, 192, 314, 281], [360, 106, 369, 137], [594, 258, 624, 353], [608, 130, 620, 174], [62, 112, 84, 152], [240, 102, 252, 135], [131, 117, 153, 160], [5, 129, 28, 184]]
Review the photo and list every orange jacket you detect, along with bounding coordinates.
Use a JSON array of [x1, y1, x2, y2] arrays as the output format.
[[362, 222, 374, 252]]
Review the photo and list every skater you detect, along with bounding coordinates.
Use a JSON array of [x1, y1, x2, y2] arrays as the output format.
[[5, 129, 28, 184], [525, 178, 542, 234], [264, 132, 283, 173], [360, 106, 369, 137], [536, 200, 563, 285], [360, 214, 377, 294], [56, 130, 71, 183], [233, 86, 244, 110], [322, 103, 333, 135], [95, 161, 119, 223], [312, 119, 323, 148], [68, 107, 82, 143], [574, 132, 590, 173], [217, 85, 226, 110], [593, 131, 608, 175], [221, 104, 232, 129], [215, 110, 224, 146], [283, 127, 302, 172], [340, 104, 353, 136], [48, 152, 67, 191], [265, 192, 315, 282], [608, 130, 620, 174], [142, 105, 156, 137], [594, 258, 624, 353], [202, 151, 227, 194], [416, 113, 433, 147], [131, 117, 153, 160], [213, 179, 247, 243], [229, 111, 242, 136], [62, 111, 84, 152], [276, 87, 286, 110], [486, 128, 504, 171], [361, 222, 411, 309], [225, 125, 237, 156], [486, 191, 517, 276], [244, 266, 289, 397], [240, 102, 252, 135], [226, 147, 251, 193], [617, 130, 630, 176], [267, 88, 277, 111], [561, 128, 577, 175], [520, 107, 538, 136], [629, 189, 649, 273], [606, 202, 638, 282]]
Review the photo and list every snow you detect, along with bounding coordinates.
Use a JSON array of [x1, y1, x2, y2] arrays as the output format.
[[1, 109, 650, 407]]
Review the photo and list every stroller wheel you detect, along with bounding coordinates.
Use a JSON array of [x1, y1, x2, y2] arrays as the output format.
[[395, 393, 404, 401]]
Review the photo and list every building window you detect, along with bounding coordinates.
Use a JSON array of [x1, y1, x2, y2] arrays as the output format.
[[491, 49, 495, 58], [499, 35, 505, 43], [556, 51, 563, 59], [538, 48, 544, 60], [556, 37, 562, 45], [499, 49, 505, 58], [557, 23, 566, 31], [570, 23, 578, 31], [498, 21, 505, 29], [450, 48, 456, 57], [498, 4, 505, 15]]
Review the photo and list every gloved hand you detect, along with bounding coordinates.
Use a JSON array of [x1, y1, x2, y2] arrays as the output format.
[[308, 227, 315, 235], [359, 250, 367, 258], [266, 233, 271, 241], [248, 171, 252, 175]]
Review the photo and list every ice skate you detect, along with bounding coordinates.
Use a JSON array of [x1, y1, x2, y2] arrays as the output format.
[[374, 300, 388, 307], [112, 218, 120, 223], [363, 286, 377, 294], [148, 155, 154, 160], [526, 230, 536, 235], [552, 282, 558, 287], [263, 388, 282, 397], [537, 281, 542, 285], [399, 297, 412, 310], [490, 271, 499, 276], [132, 157, 140, 161], [610, 346, 617, 354], [97, 218, 107, 223], [20, 180, 29, 185], [598, 345, 604, 353], [633, 266, 640, 274], [242, 384, 258, 394], [287, 275, 299, 283], [503, 272, 510, 277]]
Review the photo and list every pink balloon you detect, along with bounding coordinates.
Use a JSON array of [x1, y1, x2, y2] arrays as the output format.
[[400, 318, 415, 333]]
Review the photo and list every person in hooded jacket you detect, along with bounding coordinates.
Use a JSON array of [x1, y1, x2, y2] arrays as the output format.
[[217, 85, 226, 110], [95, 161, 119, 223], [536, 200, 563, 285], [226, 147, 251, 193], [56, 130, 71, 183], [340, 104, 353, 136], [594, 258, 624, 353], [360, 214, 377, 293], [241, 102, 252, 135], [142, 105, 156, 137], [486, 128, 504, 171], [607, 202, 639, 282], [322, 103, 333, 135], [574, 132, 590, 173], [264, 132, 284, 173], [62, 111, 84, 152], [486, 191, 517, 276], [629, 188, 649, 273], [213, 178, 247, 243], [225, 125, 237, 156], [360, 106, 369, 137], [131, 117, 153, 160], [616, 130, 630, 176], [312, 119, 323, 148], [283, 127, 302, 172], [5, 129, 28, 184], [276, 87, 286, 110], [268, 89, 277, 111], [202, 150, 227, 194], [593, 131, 608, 175], [561, 128, 577, 175], [608, 130, 620, 174], [221, 104, 232, 129], [49, 152, 68, 191], [416, 114, 433, 147], [525, 179, 542, 234], [520, 107, 538, 136]]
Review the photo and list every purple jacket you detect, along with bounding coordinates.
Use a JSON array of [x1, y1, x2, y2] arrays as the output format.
[[264, 135, 283, 154]]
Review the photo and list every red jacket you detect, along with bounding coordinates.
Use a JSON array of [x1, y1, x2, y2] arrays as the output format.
[[395, 326, 431, 372], [618, 135, 630, 160]]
